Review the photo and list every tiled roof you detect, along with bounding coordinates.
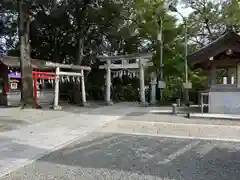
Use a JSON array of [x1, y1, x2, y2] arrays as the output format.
[[0, 56, 54, 70]]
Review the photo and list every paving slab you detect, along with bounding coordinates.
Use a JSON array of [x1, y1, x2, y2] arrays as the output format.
[[0, 102, 105, 132], [1, 104, 240, 180], [0, 104, 140, 178], [120, 110, 240, 126], [101, 119, 240, 142], [1, 132, 239, 180]]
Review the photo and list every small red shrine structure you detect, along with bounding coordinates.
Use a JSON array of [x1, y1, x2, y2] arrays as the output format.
[[0, 56, 56, 106]]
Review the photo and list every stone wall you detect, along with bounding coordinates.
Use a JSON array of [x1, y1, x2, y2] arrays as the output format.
[[209, 91, 240, 114]]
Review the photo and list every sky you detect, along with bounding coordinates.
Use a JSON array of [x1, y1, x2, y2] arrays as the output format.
[[170, 3, 193, 22], [178, 6, 193, 17], [171, 0, 232, 21]]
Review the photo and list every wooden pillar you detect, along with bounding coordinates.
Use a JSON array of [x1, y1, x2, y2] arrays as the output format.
[[0, 66, 9, 106], [105, 60, 112, 105], [208, 70, 211, 87], [138, 58, 146, 105], [209, 65, 216, 86], [53, 67, 61, 109], [227, 68, 235, 84], [81, 69, 87, 105], [33, 76, 37, 105]]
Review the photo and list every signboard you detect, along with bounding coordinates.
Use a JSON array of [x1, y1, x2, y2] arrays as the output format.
[[183, 82, 192, 89], [10, 83, 18, 89], [8, 72, 21, 79], [8, 72, 56, 79], [158, 81, 166, 89]]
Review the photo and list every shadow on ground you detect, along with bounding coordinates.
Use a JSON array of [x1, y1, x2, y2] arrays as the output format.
[[36, 133, 240, 180], [0, 102, 143, 135], [0, 118, 29, 132], [0, 136, 48, 162]]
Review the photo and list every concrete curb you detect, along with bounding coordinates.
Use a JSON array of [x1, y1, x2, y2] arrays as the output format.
[[148, 109, 188, 116], [149, 109, 173, 114], [123, 132, 240, 143], [188, 113, 240, 120]]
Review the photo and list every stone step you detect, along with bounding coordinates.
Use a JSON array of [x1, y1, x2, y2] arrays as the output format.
[[188, 113, 240, 120]]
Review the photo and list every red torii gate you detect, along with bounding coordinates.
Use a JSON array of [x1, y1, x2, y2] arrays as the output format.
[[27, 62, 91, 108], [32, 71, 56, 105]]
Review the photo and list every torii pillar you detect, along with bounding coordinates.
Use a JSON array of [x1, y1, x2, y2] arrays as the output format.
[[105, 60, 113, 105], [138, 58, 147, 106]]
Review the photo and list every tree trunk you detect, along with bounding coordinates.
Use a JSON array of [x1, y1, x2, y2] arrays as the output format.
[[18, 0, 35, 108], [73, 38, 84, 104]]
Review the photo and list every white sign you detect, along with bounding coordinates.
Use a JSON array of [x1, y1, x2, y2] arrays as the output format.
[[183, 82, 192, 89], [10, 83, 18, 90]]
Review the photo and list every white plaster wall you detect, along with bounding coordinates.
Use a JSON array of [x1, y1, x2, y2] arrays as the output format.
[[209, 92, 240, 114]]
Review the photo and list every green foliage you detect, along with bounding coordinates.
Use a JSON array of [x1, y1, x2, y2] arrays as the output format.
[[186, 0, 240, 48], [222, 0, 240, 28], [134, 0, 184, 78], [163, 76, 183, 102], [111, 76, 139, 102], [2, 0, 239, 104]]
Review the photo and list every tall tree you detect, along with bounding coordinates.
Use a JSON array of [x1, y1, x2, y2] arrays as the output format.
[[18, 0, 35, 108], [183, 0, 240, 49]]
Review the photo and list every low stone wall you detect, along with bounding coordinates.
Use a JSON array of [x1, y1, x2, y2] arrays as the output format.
[[209, 91, 240, 114]]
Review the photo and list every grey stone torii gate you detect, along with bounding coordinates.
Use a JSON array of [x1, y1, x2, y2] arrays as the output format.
[[44, 62, 91, 109], [98, 53, 157, 106]]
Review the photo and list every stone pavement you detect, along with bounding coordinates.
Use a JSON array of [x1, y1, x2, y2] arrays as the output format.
[[104, 106, 240, 141], [122, 107, 240, 126], [1, 103, 240, 180], [100, 119, 240, 142], [0, 105, 96, 132], [1, 131, 240, 180], [0, 103, 140, 178]]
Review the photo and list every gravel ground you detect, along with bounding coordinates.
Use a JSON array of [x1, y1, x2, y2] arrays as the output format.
[[1, 131, 240, 180]]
